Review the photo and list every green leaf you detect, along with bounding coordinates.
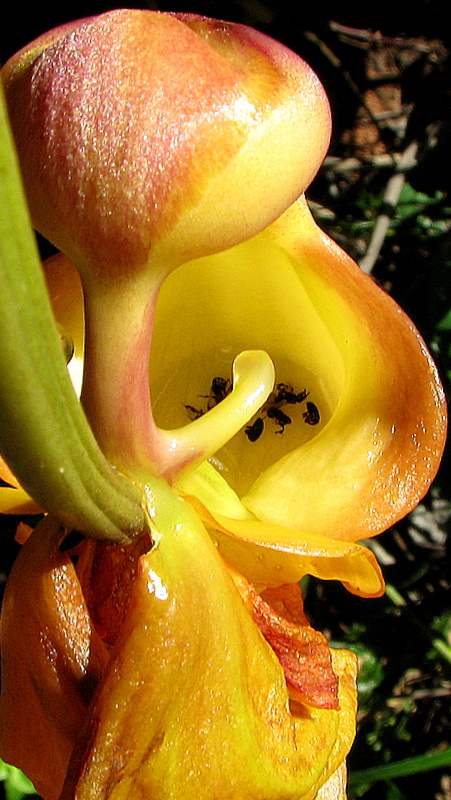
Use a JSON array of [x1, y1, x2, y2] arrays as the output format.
[[0, 760, 36, 800], [0, 83, 144, 543]]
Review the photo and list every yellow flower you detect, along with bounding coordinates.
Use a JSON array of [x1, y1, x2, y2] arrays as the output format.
[[0, 8, 446, 800]]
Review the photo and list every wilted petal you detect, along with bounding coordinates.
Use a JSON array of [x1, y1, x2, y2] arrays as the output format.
[[0, 515, 108, 800], [311, 763, 347, 800], [236, 579, 339, 708]]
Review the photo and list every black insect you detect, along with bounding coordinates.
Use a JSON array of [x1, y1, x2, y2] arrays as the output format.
[[303, 401, 320, 426], [273, 383, 309, 406], [267, 406, 292, 434], [204, 376, 232, 409], [245, 416, 265, 442], [244, 380, 311, 441], [185, 376, 232, 420]]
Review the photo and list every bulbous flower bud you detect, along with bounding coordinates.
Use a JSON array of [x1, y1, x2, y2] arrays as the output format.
[[2, 9, 331, 283]]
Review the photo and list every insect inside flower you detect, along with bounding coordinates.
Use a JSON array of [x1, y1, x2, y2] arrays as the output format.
[[303, 401, 321, 426], [185, 375, 233, 419]]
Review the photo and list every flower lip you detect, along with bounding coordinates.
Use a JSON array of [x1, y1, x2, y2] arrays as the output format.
[[150, 196, 447, 542], [150, 226, 345, 492]]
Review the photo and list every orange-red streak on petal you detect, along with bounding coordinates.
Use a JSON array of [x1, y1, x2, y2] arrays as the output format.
[[232, 575, 339, 710]]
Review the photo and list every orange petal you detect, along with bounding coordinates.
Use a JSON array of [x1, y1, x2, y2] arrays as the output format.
[[0, 484, 42, 515], [0, 515, 108, 800], [60, 483, 355, 800], [0, 455, 20, 487], [0, 455, 41, 514]]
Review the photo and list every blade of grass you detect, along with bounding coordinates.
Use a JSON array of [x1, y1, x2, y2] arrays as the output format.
[[349, 746, 451, 786]]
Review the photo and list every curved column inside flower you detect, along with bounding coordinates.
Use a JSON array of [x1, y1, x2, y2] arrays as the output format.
[[81, 275, 275, 481], [159, 349, 275, 479]]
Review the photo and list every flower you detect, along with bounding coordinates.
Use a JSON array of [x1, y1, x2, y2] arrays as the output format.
[[0, 9, 447, 800]]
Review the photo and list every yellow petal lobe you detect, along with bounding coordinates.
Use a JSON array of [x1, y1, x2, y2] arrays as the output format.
[[242, 197, 447, 539], [150, 197, 446, 543], [186, 495, 385, 598]]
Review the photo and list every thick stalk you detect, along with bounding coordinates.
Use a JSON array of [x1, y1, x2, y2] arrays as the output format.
[[81, 275, 168, 473]]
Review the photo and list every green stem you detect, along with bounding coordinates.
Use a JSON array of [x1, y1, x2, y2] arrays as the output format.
[[432, 638, 451, 665], [0, 83, 145, 542], [349, 747, 451, 786]]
